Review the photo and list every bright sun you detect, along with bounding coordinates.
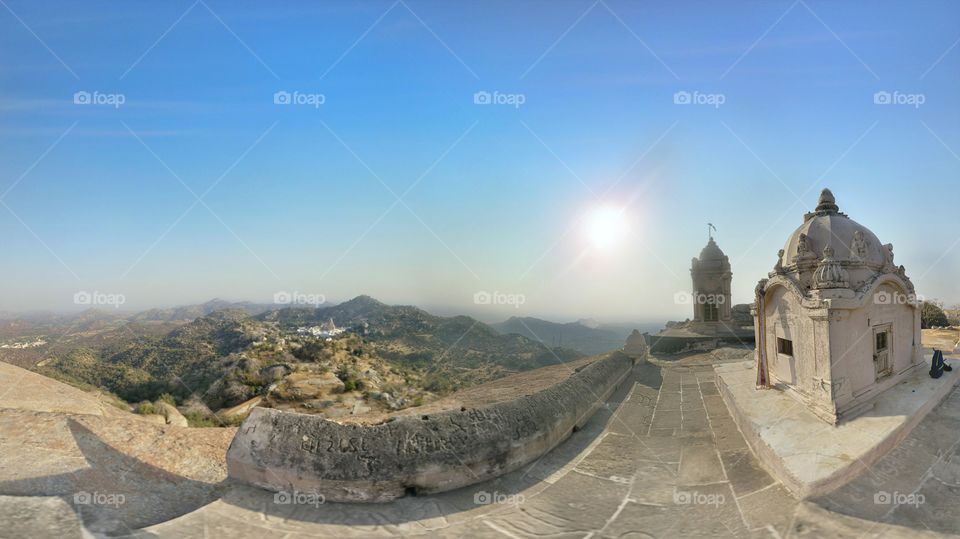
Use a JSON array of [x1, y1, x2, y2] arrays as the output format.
[[584, 206, 627, 250]]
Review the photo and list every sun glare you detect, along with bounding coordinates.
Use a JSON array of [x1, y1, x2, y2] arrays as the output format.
[[584, 206, 627, 250]]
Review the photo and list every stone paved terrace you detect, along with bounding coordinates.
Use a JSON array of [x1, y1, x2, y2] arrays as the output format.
[[134, 361, 958, 538], [3, 359, 959, 537]]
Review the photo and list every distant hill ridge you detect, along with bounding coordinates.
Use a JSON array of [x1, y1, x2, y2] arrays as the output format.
[[260, 295, 581, 372], [131, 299, 274, 322], [492, 316, 628, 355], [21, 295, 583, 412]]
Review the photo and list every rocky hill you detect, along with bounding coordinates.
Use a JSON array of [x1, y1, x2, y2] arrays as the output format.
[[261, 296, 581, 372], [14, 296, 582, 422]]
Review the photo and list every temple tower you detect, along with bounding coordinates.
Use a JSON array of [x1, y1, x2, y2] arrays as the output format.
[[690, 232, 733, 332]]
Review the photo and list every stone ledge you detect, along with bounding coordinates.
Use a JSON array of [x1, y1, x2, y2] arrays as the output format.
[[227, 351, 635, 502], [716, 355, 958, 499], [0, 361, 111, 417]]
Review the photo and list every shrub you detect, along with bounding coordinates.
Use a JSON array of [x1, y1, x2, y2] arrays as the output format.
[[215, 413, 247, 427], [183, 410, 217, 428], [134, 401, 156, 415]]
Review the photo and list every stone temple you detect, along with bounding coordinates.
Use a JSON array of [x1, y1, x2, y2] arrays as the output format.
[[646, 233, 754, 353], [753, 188, 924, 424], [688, 235, 733, 334]]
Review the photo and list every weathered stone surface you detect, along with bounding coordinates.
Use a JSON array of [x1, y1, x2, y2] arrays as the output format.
[[737, 484, 795, 534], [678, 444, 726, 485], [623, 329, 649, 361], [0, 361, 111, 417], [721, 449, 774, 497], [227, 352, 635, 502], [0, 495, 89, 538], [158, 402, 189, 427]]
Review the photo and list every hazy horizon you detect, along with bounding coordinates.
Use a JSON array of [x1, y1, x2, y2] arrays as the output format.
[[3, 1, 959, 321], [0, 293, 672, 328]]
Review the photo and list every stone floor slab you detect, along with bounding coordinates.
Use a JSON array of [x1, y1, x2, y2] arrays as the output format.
[[716, 358, 959, 498]]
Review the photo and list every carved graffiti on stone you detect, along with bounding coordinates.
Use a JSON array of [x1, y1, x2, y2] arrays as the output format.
[[301, 435, 319, 453]]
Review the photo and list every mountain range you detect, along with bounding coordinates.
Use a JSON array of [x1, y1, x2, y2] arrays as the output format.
[[1, 296, 586, 412]]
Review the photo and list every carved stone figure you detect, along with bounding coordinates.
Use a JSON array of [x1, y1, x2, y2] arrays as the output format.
[[850, 230, 868, 261], [795, 233, 818, 263], [774, 250, 785, 274], [797, 233, 810, 256], [813, 245, 849, 289], [883, 243, 895, 269]]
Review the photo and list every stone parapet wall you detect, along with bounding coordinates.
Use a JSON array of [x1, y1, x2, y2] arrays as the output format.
[[226, 351, 634, 502]]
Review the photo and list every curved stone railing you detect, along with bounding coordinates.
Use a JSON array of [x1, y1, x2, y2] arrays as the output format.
[[226, 351, 635, 502]]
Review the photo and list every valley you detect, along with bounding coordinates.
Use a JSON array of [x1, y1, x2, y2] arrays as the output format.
[[0, 296, 584, 426]]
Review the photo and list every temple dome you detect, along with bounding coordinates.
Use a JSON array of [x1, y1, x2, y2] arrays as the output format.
[[699, 238, 726, 261], [694, 237, 731, 272], [779, 189, 886, 269]]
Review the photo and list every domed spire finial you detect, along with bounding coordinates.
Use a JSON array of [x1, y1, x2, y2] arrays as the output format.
[[815, 188, 839, 213]]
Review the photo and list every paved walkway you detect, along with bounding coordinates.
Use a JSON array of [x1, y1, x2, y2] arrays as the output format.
[[4, 361, 955, 537], [137, 362, 953, 538]]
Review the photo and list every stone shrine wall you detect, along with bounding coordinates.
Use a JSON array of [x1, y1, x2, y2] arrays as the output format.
[[226, 351, 634, 502]]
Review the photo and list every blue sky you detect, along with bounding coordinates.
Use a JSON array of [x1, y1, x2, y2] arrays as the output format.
[[1, 0, 958, 322]]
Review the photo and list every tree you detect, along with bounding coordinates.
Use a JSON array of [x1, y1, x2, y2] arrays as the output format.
[[921, 300, 949, 329]]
